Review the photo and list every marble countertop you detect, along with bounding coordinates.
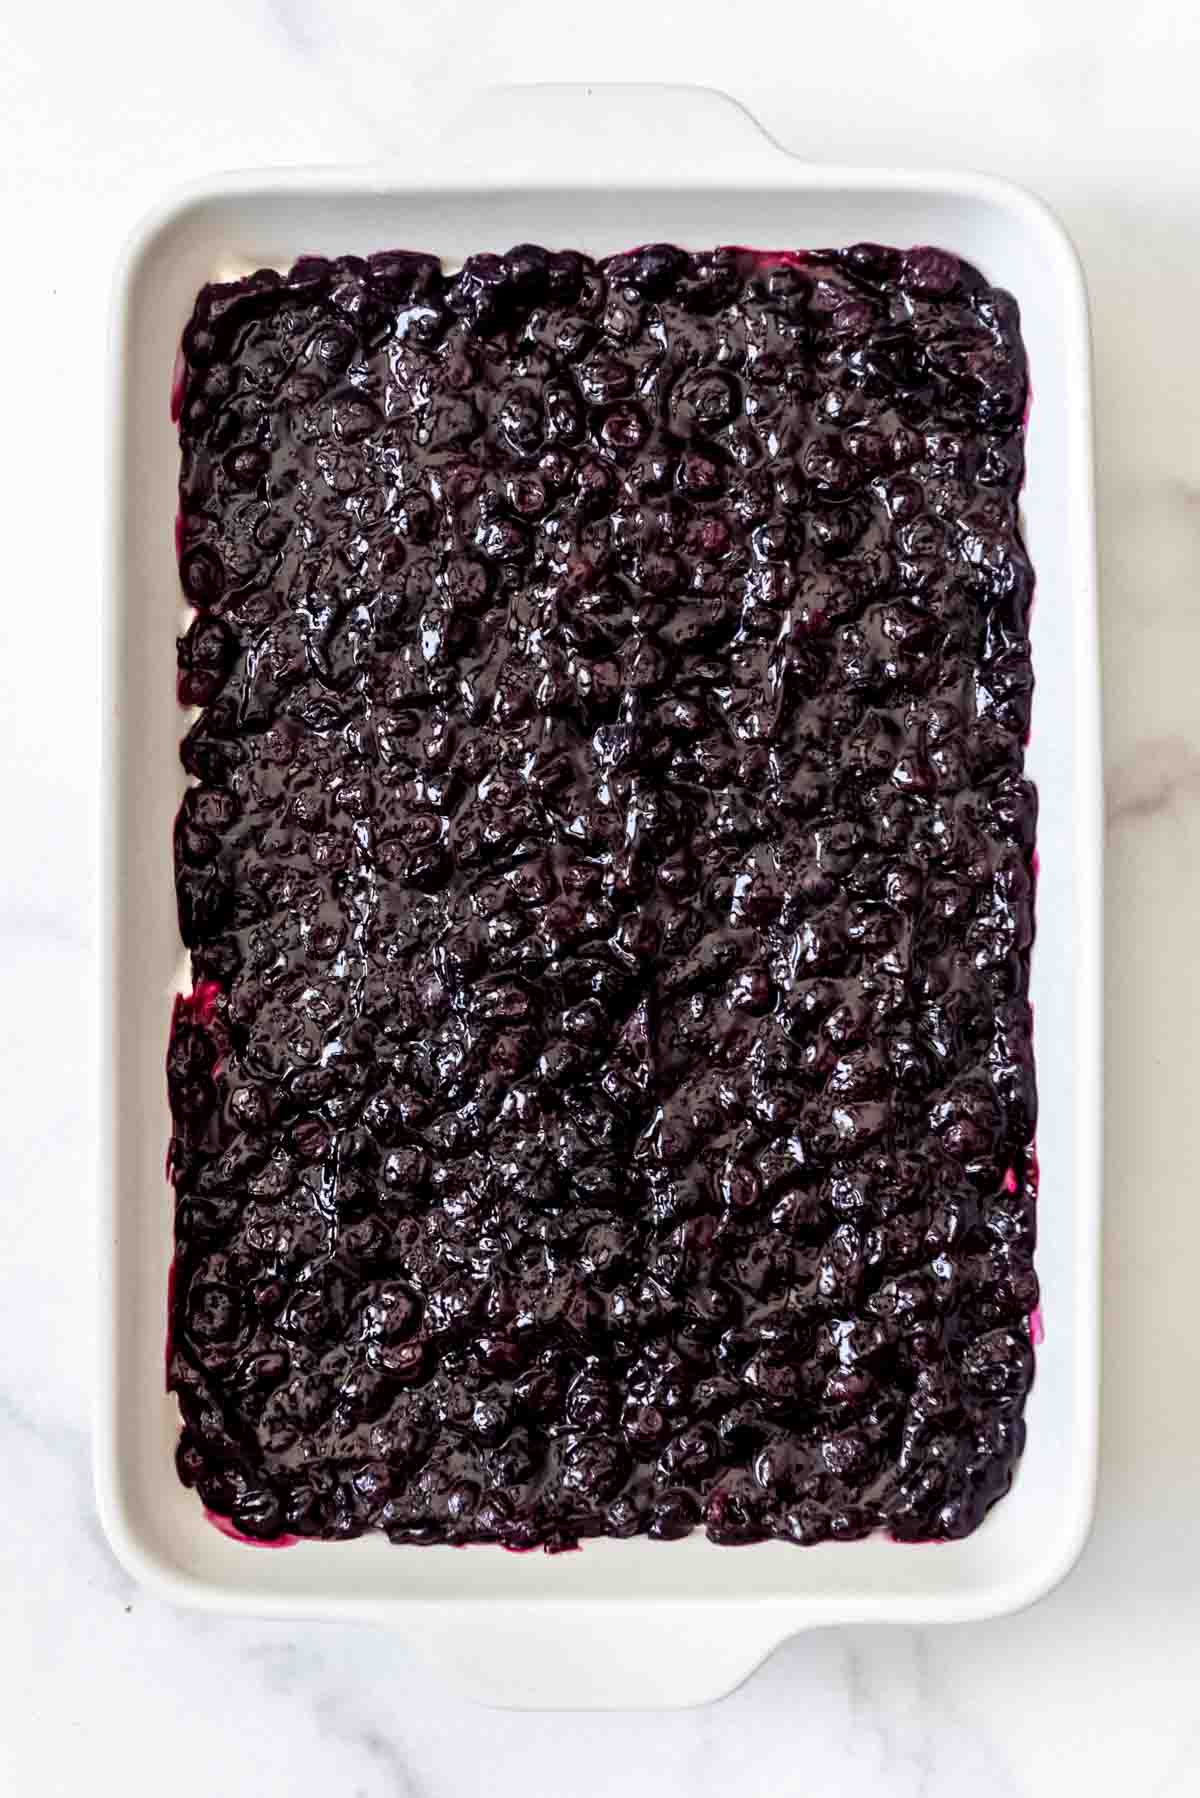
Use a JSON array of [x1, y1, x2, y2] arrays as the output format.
[[4, 0, 1198, 1788]]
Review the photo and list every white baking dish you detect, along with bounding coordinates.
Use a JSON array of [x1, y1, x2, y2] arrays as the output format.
[[98, 84, 1101, 1710]]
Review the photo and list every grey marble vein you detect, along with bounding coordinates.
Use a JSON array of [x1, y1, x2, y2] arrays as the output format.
[[1107, 735, 1200, 827], [313, 1694, 426, 1798]]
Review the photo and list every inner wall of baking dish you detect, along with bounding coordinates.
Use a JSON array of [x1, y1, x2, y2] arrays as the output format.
[[110, 179, 1090, 1606]]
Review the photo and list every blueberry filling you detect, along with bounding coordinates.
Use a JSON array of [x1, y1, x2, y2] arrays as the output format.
[[168, 241, 1037, 1549]]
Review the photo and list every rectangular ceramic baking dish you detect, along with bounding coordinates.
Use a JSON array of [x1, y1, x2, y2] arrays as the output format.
[[98, 83, 1101, 1710]]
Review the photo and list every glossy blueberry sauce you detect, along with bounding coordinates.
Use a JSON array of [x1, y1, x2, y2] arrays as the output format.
[[167, 241, 1037, 1549]]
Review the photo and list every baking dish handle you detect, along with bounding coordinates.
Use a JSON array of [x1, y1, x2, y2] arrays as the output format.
[[412, 1602, 790, 1709], [434, 83, 796, 185]]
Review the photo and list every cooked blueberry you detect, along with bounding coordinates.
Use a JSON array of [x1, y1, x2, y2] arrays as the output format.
[[179, 544, 225, 607], [599, 404, 649, 453], [902, 246, 961, 297], [546, 250, 588, 303], [186, 1281, 241, 1344], [448, 253, 512, 330], [177, 613, 234, 707], [504, 243, 551, 301], [223, 443, 270, 487], [366, 250, 441, 301], [839, 242, 904, 285], [667, 368, 741, 436], [649, 1491, 701, 1540], [232, 1486, 284, 1539], [630, 242, 688, 296]]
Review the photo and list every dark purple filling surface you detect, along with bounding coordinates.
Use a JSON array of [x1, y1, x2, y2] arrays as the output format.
[[169, 241, 1037, 1550]]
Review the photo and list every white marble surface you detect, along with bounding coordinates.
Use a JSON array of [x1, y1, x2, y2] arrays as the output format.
[[2, 0, 1198, 1786]]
